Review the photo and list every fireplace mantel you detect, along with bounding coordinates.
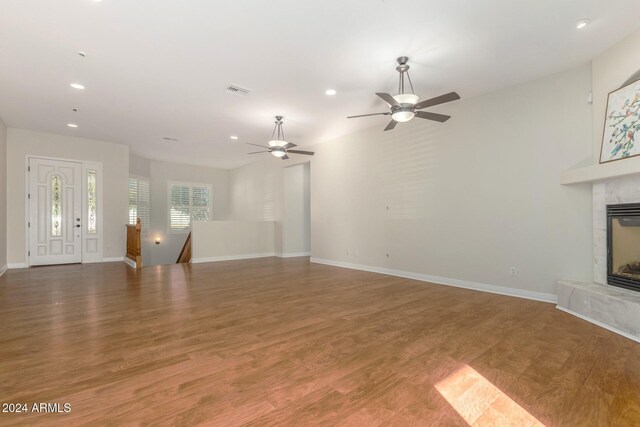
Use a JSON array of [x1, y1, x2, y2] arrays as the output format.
[[561, 156, 640, 185]]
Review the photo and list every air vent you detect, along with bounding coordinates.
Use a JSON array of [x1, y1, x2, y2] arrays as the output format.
[[226, 84, 250, 96], [162, 137, 178, 142]]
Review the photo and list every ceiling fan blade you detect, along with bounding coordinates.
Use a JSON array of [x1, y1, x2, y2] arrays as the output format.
[[347, 112, 391, 119], [415, 111, 451, 122], [384, 120, 398, 131], [376, 92, 400, 107], [287, 150, 314, 156], [284, 142, 297, 149], [281, 154, 289, 160], [247, 142, 269, 148], [248, 151, 270, 154], [414, 92, 460, 110]]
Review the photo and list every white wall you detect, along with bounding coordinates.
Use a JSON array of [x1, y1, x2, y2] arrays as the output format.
[[6, 129, 129, 264], [282, 163, 310, 255], [136, 157, 230, 266], [0, 119, 7, 274]]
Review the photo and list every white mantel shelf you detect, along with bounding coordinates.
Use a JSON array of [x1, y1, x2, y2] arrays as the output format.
[[561, 156, 640, 185]]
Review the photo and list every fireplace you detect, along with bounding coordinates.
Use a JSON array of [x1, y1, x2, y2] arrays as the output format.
[[607, 203, 640, 292]]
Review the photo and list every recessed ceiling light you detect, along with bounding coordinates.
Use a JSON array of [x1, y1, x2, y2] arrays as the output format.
[[230, 136, 239, 140], [576, 18, 591, 29], [325, 89, 337, 96], [67, 123, 78, 128], [70, 83, 85, 90]]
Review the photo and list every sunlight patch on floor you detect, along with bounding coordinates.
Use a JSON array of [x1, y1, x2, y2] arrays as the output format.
[[435, 365, 544, 426]]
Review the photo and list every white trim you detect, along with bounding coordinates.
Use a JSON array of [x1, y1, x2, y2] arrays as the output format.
[[192, 253, 276, 264], [310, 257, 557, 304], [277, 252, 311, 258], [102, 257, 124, 262], [123, 257, 138, 269], [8, 263, 28, 269], [556, 306, 640, 344], [0, 265, 7, 277]]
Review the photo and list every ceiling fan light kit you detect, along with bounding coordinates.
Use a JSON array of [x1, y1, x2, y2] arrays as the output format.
[[347, 56, 460, 131]]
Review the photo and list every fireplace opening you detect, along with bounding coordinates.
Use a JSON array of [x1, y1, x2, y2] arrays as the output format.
[[607, 203, 640, 292]]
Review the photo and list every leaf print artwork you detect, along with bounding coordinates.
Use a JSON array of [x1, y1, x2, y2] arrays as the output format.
[[600, 79, 640, 163]]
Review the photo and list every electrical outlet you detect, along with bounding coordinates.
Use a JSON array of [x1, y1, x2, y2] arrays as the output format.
[[510, 267, 517, 277]]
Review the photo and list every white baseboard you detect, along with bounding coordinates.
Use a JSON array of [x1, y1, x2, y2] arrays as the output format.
[[192, 253, 276, 264], [277, 252, 311, 258], [0, 265, 7, 277], [123, 257, 138, 269], [556, 306, 640, 344], [310, 257, 557, 304], [102, 257, 124, 263], [7, 263, 28, 269]]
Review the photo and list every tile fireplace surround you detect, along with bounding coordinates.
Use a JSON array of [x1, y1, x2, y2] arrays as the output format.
[[557, 174, 640, 343]]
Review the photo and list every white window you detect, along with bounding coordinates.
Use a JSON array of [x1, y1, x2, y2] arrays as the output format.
[[129, 176, 150, 229], [168, 181, 212, 232]]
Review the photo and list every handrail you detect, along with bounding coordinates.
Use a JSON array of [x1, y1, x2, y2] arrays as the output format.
[[125, 218, 142, 269], [177, 231, 191, 263]]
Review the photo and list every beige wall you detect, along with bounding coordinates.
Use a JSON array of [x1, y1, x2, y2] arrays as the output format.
[[0, 119, 6, 272], [6, 128, 129, 264], [137, 157, 230, 266], [229, 159, 285, 253], [191, 220, 275, 262], [592, 28, 640, 168], [227, 64, 594, 296], [282, 163, 310, 255], [308, 65, 593, 295]]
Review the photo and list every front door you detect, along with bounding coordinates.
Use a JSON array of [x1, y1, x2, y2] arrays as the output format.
[[29, 158, 82, 265]]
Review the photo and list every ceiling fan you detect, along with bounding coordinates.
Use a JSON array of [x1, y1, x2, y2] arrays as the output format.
[[348, 56, 461, 131], [247, 116, 314, 160]]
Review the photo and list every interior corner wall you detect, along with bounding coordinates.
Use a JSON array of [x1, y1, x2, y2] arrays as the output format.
[[129, 152, 151, 178], [282, 163, 311, 255], [592, 28, 640, 165], [0, 119, 7, 273], [309, 64, 594, 296], [228, 159, 285, 253], [6, 128, 129, 264], [142, 158, 230, 266]]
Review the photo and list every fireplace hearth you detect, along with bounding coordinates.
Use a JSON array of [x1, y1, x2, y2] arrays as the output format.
[[607, 203, 640, 292]]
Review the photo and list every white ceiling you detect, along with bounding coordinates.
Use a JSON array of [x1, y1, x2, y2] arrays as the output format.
[[1, 0, 639, 169]]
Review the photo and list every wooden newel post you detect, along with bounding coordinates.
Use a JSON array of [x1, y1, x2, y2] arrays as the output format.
[[126, 218, 142, 268]]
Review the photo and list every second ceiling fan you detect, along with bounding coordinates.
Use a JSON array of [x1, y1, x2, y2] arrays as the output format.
[[247, 116, 314, 160], [348, 56, 461, 131]]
